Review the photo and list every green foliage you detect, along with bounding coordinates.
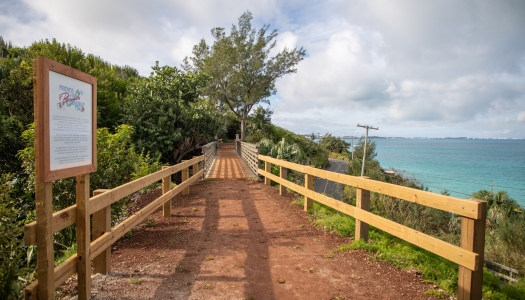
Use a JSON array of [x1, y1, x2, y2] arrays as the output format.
[[54, 243, 77, 267], [245, 106, 273, 143], [258, 138, 301, 163], [221, 111, 240, 139], [311, 202, 355, 237], [318, 134, 350, 154], [0, 174, 25, 299], [424, 289, 445, 299], [17, 124, 162, 245], [267, 125, 328, 168], [347, 138, 384, 180], [124, 63, 221, 165], [184, 11, 305, 140], [309, 182, 524, 299], [482, 269, 525, 300], [0, 37, 138, 176], [473, 190, 525, 276]]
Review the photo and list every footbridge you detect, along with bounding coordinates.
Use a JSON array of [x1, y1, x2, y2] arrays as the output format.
[[24, 140, 486, 300]]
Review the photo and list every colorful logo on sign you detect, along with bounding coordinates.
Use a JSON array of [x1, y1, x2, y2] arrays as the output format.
[[57, 85, 85, 112]]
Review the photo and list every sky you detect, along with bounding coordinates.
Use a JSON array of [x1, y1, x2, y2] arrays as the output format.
[[1, 0, 525, 138]]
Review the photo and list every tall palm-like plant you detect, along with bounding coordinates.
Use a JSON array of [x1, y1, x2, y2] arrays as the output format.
[[258, 138, 301, 162]]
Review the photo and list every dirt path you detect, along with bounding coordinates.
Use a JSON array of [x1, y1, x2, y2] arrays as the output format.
[[76, 179, 439, 300]]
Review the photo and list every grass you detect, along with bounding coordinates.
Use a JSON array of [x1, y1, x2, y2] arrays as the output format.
[[54, 243, 77, 267], [144, 218, 156, 228], [175, 264, 186, 273], [129, 276, 141, 285], [300, 199, 525, 299], [350, 274, 363, 280], [328, 152, 349, 161], [424, 289, 445, 299]]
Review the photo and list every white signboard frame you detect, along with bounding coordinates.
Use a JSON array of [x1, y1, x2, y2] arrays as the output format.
[[35, 57, 97, 182]]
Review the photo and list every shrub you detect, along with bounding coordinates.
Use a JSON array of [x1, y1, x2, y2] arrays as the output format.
[[0, 174, 25, 299]]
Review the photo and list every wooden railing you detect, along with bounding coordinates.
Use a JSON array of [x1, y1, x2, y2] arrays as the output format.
[[485, 259, 519, 283], [23, 156, 204, 299], [201, 140, 218, 177], [236, 139, 259, 176], [258, 155, 487, 300]]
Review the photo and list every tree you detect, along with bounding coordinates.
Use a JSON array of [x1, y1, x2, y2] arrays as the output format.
[[347, 138, 382, 180], [124, 63, 222, 164], [0, 37, 139, 174], [183, 11, 305, 141], [245, 105, 273, 142], [318, 134, 350, 154]]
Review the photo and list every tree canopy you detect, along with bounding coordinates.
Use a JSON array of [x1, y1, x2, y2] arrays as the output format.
[[183, 11, 305, 141], [124, 63, 222, 164]]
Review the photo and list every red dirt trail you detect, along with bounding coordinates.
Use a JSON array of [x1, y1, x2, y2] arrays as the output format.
[[60, 179, 441, 300]]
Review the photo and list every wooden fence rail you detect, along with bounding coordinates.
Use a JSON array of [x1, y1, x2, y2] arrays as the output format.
[[24, 155, 204, 299], [235, 139, 259, 176], [485, 259, 519, 283], [258, 155, 487, 300]]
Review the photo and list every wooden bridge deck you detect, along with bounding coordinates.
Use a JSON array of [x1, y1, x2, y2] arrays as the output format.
[[206, 142, 257, 179]]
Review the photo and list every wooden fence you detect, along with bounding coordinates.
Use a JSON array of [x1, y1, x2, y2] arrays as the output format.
[[235, 139, 259, 176], [485, 259, 519, 283], [24, 156, 204, 299], [258, 155, 487, 300]]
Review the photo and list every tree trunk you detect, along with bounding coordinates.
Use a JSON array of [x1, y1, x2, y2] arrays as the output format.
[[240, 118, 246, 141]]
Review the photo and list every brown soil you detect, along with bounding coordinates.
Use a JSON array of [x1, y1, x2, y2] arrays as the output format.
[[61, 179, 441, 300]]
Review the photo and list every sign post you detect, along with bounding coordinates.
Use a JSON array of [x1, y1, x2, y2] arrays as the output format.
[[33, 56, 97, 299]]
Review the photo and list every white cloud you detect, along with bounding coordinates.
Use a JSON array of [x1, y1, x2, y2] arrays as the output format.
[[518, 111, 525, 122], [275, 21, 388, 112], [2, 0, 525, 138]]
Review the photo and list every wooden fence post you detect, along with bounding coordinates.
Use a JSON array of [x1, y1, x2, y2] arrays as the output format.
[[304, 173, 314, 211], [192, 161, 199, 185], [162, 166, 171, 217], [34, 58, 54, 299], [35, 181, 54, 300], [76, 174, 91, 300], [264, 162, 271, 185], [193, 161, 199, 176], [92, 189, 111, 274], [355, 186, 370, 241], [279, 166, 287, 196], [182, 161, 189, 195], [458, 200, 487, 300]]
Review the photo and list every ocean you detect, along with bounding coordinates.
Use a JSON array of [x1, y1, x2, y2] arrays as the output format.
[[343, 138, 525, 207]]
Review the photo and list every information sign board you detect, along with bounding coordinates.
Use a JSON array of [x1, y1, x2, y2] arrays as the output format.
[[35, 57, 97, 182]]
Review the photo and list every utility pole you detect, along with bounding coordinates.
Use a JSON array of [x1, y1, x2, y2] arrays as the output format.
[[357, 124, 378, 177], [351, 136, 354, 160]]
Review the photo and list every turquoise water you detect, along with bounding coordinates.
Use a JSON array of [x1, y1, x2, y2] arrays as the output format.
[[344, 138, 525, 207]]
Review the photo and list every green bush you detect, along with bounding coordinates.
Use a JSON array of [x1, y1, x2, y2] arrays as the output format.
[[16, 124, 162, 253], [0, 174, 25, 300]]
